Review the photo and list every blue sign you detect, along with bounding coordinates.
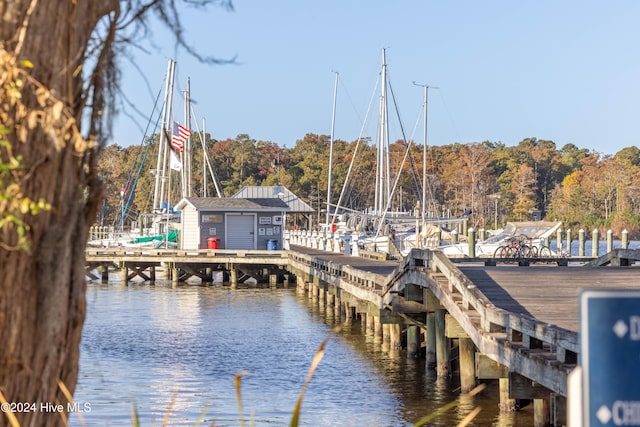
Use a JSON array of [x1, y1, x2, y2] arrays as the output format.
[[581, 290, 640, 426]]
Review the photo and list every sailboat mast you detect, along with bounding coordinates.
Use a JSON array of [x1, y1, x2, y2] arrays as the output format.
[[183, 78, 192, 198], [202, 118, 207, 198], [326, 71, 338, 226], [413, 81, 439, 219], [375, 48, 390, 215], [153, 59, 176, 213]]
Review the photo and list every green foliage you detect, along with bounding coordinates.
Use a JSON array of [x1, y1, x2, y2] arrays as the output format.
[[0, 136, 51, 251]]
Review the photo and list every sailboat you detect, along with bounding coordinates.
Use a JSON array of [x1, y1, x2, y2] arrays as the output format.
[[88, 59, 223, 248], [325, 49, 463, 257]]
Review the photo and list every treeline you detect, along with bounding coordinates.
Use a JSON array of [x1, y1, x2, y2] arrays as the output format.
[[97, 133, 640, 238]]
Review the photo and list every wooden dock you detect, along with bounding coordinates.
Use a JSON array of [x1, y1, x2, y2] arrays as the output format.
[[85, 245, 640, 426], [85, 248, 289, 285]]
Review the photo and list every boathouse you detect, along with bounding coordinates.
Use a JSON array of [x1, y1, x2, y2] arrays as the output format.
[[175, 197, 289, 250]]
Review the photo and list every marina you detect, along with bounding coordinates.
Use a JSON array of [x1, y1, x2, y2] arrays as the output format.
[[84, 241, 640, 426]]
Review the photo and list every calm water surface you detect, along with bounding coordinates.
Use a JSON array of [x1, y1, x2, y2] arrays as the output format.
[[71, 279, 535, 426]]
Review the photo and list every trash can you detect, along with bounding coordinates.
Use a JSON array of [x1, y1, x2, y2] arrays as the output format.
[[267, 239, 279, 250], [207, 237, 220, 249]]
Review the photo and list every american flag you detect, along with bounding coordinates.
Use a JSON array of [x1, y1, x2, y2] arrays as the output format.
[[171, 121, 191, 152]]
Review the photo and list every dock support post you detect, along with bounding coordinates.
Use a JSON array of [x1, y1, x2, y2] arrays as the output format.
[[499, 377, 516, 413], [534, 398, 550, 427], [269, 273, 277, 288], [566, 229, 572, 257], [382, 323, 391, 346], [389, 323, 401, 349], [318, 284, 325, 307], [426, 312, 436, 369], [435, 309, 449, 377], [344, 302, 353, 321], [165, 265, 171, 281], [458, 338, 476, 393], [172, 267, 179, 286], [296, 275, 305, 294], [607, 229, 613, 253], [578, 229, 585, 257], [374, 315, 383, 340], [365, 312, 374, 334], [407, 325, 420, 358], [230, 268, 237, 289], [101, 265, 109, 284]]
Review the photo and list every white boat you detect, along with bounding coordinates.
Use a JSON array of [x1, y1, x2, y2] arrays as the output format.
[[438, 221, 563, 257], [324, 49, 464, 258]]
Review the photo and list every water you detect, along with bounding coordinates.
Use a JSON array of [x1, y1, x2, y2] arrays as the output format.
[[71, 280, 535, 426]]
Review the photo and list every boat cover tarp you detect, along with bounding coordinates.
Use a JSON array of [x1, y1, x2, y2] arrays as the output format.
[[129, 229, 178, 244]]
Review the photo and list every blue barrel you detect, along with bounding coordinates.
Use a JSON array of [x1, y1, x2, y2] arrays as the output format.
[[267, 239, 279, 250]]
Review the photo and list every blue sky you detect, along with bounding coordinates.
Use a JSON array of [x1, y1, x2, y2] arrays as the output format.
[[113, 1, 640, 155]]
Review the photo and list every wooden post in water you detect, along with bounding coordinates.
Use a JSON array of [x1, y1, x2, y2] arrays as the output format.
[[425, 312, 436, 369], [566, 229, 572, 257], [269, 273, 277, 288], [296, 275, 305, 295], [579, 229, 585, 257], [468, 228, 476, 258], [435, 309, 449, 377], [344, 301, 353, 321], [171, 267, 179, 286], [374, 315, 383, 340], [382, 323, 391, 346], [230, 268, 237, 289], [622, 229, 629, 249], [365, 312, 374, 334], [333, 294, 341, 317], [101, 265, 109, 284], [389, 323, 401, 349], [607, 229, 613, 253], [317, 285, 325, 308], [556, 228, 563, 256], [407, 325, 420, 358], [458, 338, 476, 393], [499, 377, 516, 413], [534, 398, 550, 427]]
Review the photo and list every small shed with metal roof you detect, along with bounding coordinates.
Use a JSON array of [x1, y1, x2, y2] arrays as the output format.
[[232, 186, 314, 229], [175, 197, 289, 250]]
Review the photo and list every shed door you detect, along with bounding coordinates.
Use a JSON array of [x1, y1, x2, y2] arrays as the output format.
[[226, 214, 256, 249]]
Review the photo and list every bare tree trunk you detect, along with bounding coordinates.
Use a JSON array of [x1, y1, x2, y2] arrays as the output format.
[[1, 1, 117, 426]]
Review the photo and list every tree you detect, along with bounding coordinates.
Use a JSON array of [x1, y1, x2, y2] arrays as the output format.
[[0, 1, 232, 425]]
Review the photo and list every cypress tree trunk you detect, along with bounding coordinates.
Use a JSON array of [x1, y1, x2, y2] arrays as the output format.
[[1, 1, 117, 425]]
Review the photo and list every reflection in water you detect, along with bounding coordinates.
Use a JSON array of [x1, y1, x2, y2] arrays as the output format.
[[72, 282, 534, 426]]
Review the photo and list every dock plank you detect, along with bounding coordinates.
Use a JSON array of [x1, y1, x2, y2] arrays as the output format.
[[460, 265, 640, 332]]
